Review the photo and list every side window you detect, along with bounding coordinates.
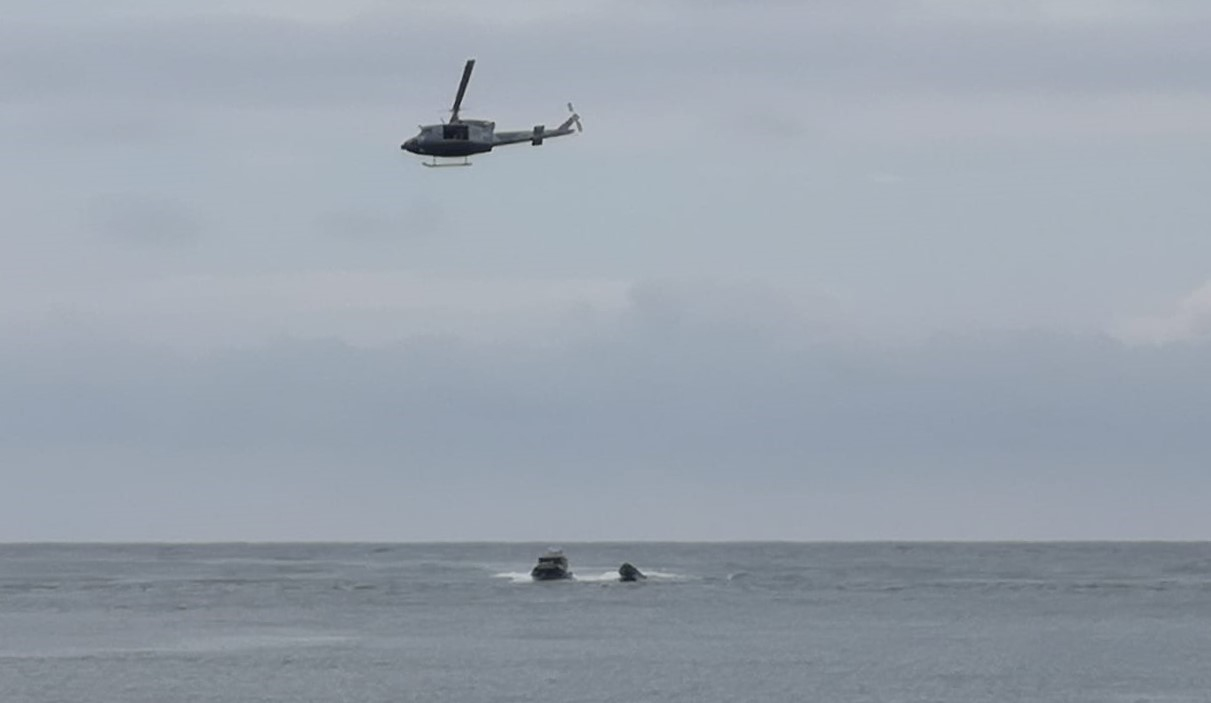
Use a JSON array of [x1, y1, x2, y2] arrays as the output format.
[[443, 124, 469, 140]]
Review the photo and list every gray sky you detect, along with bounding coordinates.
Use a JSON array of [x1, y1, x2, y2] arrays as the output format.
[[3, 0, 1211, 541]]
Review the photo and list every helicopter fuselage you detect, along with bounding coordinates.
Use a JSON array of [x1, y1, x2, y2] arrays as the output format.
[[401, 120, 495, 157]]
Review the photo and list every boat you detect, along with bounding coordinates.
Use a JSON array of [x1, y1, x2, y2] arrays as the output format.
[[530, 548, 573, 581], [618, 562, 646, 582]]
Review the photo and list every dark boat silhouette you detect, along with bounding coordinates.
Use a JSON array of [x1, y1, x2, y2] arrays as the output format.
[[530, 548, 572, 581], [618, 562, 646, 582]]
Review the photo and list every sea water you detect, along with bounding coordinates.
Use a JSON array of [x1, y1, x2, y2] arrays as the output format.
[[2, 542, 1210, 702]]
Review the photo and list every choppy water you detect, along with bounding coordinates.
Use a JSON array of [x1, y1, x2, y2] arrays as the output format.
[[3, 542, 1211, 702]]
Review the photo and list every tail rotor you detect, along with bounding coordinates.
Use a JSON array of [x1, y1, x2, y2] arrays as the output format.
[[567, 102, 582, 132]]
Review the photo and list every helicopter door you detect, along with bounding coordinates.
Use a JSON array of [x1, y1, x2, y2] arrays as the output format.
[[442, 124, 469, 140]]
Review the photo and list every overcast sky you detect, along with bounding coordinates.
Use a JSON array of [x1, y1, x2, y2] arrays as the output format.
[[3, 0, 1210, 541]]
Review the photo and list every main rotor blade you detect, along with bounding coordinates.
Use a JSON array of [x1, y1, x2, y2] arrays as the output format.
[[450, 58, 475, 122]]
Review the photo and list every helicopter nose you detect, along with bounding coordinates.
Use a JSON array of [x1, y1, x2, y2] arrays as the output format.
[[401, 138, 415, 152]]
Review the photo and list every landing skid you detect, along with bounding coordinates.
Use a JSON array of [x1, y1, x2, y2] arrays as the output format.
[[422, 157, 472, 168]]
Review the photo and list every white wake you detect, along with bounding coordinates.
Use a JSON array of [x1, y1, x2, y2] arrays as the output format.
[[492, 569, 684, 583]]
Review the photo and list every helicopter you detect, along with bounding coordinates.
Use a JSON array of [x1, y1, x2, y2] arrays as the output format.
[[400, 59, 582, 167]]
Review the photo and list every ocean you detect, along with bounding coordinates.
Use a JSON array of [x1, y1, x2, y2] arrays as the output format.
[[2, 542, 1210, 702]]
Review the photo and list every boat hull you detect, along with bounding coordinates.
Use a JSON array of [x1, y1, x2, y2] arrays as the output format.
[[531, 567, 572, 581]]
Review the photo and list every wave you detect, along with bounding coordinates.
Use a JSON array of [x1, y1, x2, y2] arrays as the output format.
[[2, 633, 354, 660], [492, 569, 685, 584], [0, 582, 61, 592], [493, 571, 538, 583]]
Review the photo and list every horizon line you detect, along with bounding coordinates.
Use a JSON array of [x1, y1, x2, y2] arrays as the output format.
[[3, 538, 1210, 546]]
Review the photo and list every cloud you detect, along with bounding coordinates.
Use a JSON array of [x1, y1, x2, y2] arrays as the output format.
[[4, 277, 1211, 539], [618, 278, 843, 342], [867, 172, 905, 185], [315, 201, 445, 242], [3, 1, 1211, 541], [4, 1, 1211, 113], [0, 270, 634, 350], [84, 193, 204, 247], [4, 274, 1211, 539], [1112, 280, 1211, 345], [3, 278, 1207, 465]]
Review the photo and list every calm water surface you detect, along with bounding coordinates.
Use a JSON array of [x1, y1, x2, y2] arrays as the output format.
[[2, 542, 1210, 702]]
